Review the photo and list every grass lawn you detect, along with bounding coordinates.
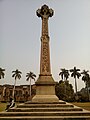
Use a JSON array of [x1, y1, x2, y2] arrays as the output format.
[[71, 102, 90, 111], [0, 103, 6, 112], [0, 102, 19, 112]]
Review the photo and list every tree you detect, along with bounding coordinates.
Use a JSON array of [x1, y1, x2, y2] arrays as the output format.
[[79, 88, 90, 102], [26, 71, 36, 97], [70, 67, 81, 97], [55, 80, 74, 102], [12, 69, 22, 98], [59, 68, 65, 80], [59, 68, 69, 95], [81, 70, 90, 101], [0, 67, 5, 79]]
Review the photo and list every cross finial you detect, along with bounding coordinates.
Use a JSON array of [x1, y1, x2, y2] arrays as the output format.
[[36, 4, 54, 19]]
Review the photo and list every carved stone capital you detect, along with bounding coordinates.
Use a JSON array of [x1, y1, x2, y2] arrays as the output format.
[[36, 4, 54, 19]]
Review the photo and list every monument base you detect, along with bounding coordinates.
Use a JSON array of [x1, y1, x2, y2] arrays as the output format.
[[32, 95, 59, 102], [32, 75, 59, 103]]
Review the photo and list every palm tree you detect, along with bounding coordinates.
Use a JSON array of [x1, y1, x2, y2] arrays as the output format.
[[59, 68, 69, 95], [59, 68, 69, 81], [0, 68, 6, 99], [70, 67, 81, 95], [26, 71, 36, 97], [81, 70, 90, 101], [0, 67, 5, 79], [12, 69, 22, 98], [64, 70, 70, 81]]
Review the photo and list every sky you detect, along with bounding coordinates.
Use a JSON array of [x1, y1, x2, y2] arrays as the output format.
[[0, 0, 90, 91]]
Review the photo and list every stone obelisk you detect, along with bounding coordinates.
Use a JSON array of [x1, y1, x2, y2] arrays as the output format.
[[32, 5, 59, 102]]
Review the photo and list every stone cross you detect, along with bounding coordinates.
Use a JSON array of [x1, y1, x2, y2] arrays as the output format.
[[36, 4, 54, 76], [32, 5, 59, 102]]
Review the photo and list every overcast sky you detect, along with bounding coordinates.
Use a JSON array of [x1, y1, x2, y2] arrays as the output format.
[[0, 0, 90, 91]]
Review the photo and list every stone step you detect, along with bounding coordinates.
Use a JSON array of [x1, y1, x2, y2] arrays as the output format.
[[1, 101, 90, 120], [0, 111, 90, 116], [0, 116, 90, 120], [8, 107, 83, 112], [25, 100, 66, 104], [17, 103, 74, 108]]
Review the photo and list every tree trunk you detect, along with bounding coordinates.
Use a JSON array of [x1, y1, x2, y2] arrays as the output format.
[[75, 77, 77, 94], [86, 83, 90, 101], [75, 77, 78, 101], [3, 86, 6, 97], [30, 78, 31, 98], [64, 76, 66, 95], [12, 79, 16, 99]]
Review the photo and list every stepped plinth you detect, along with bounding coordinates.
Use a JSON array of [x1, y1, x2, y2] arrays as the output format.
[[0, 101, 90, 119]]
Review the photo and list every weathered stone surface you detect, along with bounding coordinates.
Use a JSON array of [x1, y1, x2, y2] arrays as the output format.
[[32, 4, 59, 103], [0, 101, 90, 119], [1, 5, 90, 120]]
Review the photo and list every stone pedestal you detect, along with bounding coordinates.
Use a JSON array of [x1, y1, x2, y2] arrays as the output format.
[[32, 75, 59, 102]]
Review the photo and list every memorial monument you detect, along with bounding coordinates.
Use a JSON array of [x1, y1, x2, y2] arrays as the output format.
[[0, 5, 90, 120], [32, 4, 59, 102]]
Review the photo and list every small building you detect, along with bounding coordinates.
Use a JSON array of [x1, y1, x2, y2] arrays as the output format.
[[0, 84, 36, 102]]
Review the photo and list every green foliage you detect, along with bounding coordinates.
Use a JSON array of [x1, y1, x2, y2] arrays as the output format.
[[26, 72, 36, 81], [70, 67, 81, 79], [80, 93, 89, 102], [88, 80, 90, 87], [59, 68, 69, 80], [70, 67, 81, 94], [12, 69, 22, 80], [12, 69, 22, 98], [78, 87, 90, 102], [81, 70, 90, 101], [81, 70, 90, 87], [55, 80, 74, 102], [0, 68, 5, 79], [26, 71, 36, 97]]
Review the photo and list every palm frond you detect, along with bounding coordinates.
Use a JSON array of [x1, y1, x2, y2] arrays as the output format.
[[12, 69, 22, 80], [59, 72, 62, 76], [82, 76, 86, 82], [76, 69, 80, 71], [70, 69, 74, 72], [77, 73, 81, 79], [12, 74, 15, 77], [59, 68, 69, 80], [81, 70, 89, 75], [12, 71, 16, 73], [33, 74, 36, 77], [26, 77, 29, 81], [0, 68, 5, 71], [26, 71, 36, 81], [0, 68, 5, 79], [71, 73, 74, 77]]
